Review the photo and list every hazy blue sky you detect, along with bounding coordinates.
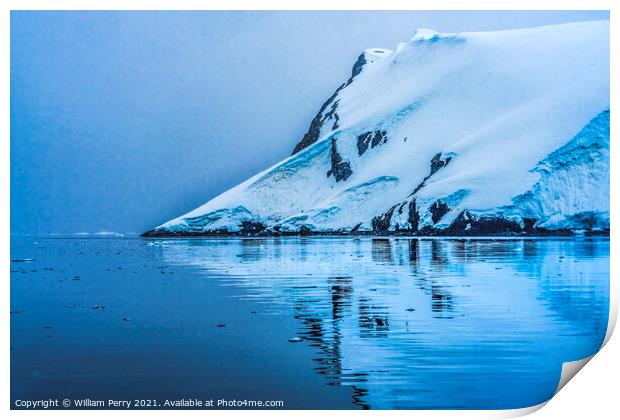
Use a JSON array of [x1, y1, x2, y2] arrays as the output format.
[[10, 10, 609, 234]]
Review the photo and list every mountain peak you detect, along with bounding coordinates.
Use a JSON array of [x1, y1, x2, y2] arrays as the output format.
[[144, 21, 610, 237], [410, 28, 442, 41]]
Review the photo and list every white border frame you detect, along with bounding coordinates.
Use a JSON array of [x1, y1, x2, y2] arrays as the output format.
[[2, 1, 616, 419]]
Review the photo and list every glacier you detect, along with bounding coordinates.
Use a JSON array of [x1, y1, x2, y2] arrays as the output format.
[[144, 21, 610, 237]]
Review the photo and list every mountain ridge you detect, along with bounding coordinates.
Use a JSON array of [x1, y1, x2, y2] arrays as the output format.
[[143, 21, 610, 237]]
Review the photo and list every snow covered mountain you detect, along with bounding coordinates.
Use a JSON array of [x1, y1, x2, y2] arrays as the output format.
[[144, 21, 610, 237]]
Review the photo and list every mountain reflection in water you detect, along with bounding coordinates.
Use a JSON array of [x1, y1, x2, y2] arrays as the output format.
[[157, 237, 609, 409]]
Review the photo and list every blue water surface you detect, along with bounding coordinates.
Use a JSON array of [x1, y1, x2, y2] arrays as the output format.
[[10, 237, 609, 409]]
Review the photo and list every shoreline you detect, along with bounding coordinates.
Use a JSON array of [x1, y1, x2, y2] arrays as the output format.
[[140, 229, 610, 238]]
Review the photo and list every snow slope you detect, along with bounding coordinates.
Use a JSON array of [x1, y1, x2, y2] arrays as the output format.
[[145, 21, 610, 236]]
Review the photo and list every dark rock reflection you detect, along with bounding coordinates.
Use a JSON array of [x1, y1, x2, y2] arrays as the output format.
[[161, 237, 609, 409]]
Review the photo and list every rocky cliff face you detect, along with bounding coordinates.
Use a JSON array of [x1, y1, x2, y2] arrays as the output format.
[[144, 21, 610, 237]]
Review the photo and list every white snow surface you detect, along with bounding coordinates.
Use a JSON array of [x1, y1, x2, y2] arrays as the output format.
[[155, 21, 609, 234]]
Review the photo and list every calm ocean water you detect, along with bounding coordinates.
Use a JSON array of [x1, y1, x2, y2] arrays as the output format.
[[11, 236, 609, 409]]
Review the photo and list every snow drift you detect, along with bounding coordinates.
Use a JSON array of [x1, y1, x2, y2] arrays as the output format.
[[144, 21, 610, 237]]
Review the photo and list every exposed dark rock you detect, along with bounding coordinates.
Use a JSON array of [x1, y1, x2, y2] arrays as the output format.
[[586, 229, 611, 236], [357, 132, 372, 156], [298, 225, 312, 235], [465, 216, 521, 234], [356, 130, 388, 156], [346, 53, 367, 86], [350, 223, 362, 233], [371, 130, 387, 148], [291, 48, 397, 155], [411, 152, 454, 196], [292, 83, 345, 155], [239, 221, 267, 235], [331, 113, 340, 130], [522, 217, 537, 231], [430, 200, 450, 224], [141, 220, 598, 237], [430, 153, 452, 175], [411, 181, 425, 196], [563, 211, 608, 230], [292, 52, 380, 155], [141, 207, 598, 238], [326, 138, 353, 182], [324, 100, 339, 121], [372, 204, 398, 233], [444, 211, 529, 235], [408, 199, 420, 231], [440, 210, 472, 234]]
